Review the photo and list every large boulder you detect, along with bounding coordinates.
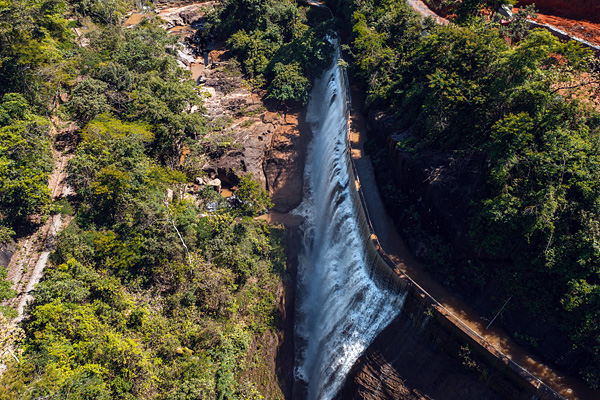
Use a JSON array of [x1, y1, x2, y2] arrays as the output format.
[[195, 177, 222, 192], [0, 242, 16, 268], [158, 3, 213, 28]]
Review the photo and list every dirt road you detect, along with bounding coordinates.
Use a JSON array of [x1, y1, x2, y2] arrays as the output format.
[[4, 121, 77, 321]]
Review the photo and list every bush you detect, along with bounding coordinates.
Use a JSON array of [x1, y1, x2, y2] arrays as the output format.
[[266, 62, 310, 105], [234, 174, 273, 217], [67, 78, 110, 125]]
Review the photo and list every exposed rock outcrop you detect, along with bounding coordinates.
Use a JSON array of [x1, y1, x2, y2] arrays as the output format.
[[194, 48, 309, 211], [0, 242, 16, 268], [146, 2, 310, 211], [263, 112, 310, 212], [338, 294, 531, 400], [157, 2, 214, 28]]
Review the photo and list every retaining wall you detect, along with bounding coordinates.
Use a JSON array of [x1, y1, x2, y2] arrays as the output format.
[[338, 55, 567, 400]]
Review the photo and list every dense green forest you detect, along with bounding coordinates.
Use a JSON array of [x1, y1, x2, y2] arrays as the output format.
[[0, 0, 314, 398], [3, 0, 600, 396], [328, 0, 600, 388], [205, 0, 334, 105]]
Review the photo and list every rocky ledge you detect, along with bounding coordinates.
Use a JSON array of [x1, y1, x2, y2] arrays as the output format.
[[337, 297, 531, 400], [133, 2, 311, 212], [192, 46, 309, 212]]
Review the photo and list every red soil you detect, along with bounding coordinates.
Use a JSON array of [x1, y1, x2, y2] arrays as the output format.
[[527, 11, 600, 46], [517, 0, 600, 23], [422, 0, 600, 46]]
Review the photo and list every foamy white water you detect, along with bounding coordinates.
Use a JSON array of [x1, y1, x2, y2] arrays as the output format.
[[293, 42, 406, 400]]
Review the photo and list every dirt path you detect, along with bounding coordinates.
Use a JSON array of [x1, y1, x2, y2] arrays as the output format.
[[4, 121, 77, 322], [406, 0, 449, 25], [529, 11, 600, 47]]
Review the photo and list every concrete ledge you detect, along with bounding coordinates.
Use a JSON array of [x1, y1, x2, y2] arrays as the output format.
[[338, 57, 568, 400]]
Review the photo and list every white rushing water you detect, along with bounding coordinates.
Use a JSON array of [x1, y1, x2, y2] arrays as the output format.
[[293, 42, 406, 400]]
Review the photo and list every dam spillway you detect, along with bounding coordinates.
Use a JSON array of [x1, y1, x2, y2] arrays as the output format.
[[293, 42, 406, 400]]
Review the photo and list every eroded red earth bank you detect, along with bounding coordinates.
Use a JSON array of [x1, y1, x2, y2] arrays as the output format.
[[516, 0, 600, 46], [423, 0, 600, 46]]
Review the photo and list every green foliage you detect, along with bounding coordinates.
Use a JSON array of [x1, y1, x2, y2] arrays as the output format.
[[453, 0, 486, 24], [234, 174, 273, 217], [67, 78, 110, 125], [69, 115, 162, 204], [82, 113, 154, 143], [0, 266, 15, 301], [228, 29, 281, 78], [0, 109, 52, 226], [408, 25, 600, 383], [346, 0, 422, 105], [0, 226, 14, 244], [0, 93, 30, 122], [76, 21, 206, 163], [219, 0, 333, 105], [4, 160, 282, 398], [0, 0, 74, 104], [266, 62, 310, 104], [218, 0, 301, 40], [0, 0, 78, 228], [4, 260, 152, 398], [0, 1, 284, 398], [352, 12, 385, 70], [444, 0, 515, 24], [71, 0, 129, 24], [2, 208, 284, 398], [341, 0, 600, 386], [499, 4, 536, 42]]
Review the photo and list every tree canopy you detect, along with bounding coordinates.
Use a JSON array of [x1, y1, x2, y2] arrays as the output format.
[[219, 0, 334, 105], [336, 0, 600, 388], [0, 1, 286, 399]]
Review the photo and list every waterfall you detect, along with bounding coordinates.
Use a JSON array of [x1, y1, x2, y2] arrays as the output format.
[[293, 41, 407, 400]]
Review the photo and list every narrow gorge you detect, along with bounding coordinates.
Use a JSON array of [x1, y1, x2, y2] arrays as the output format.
[[2, 0, 600, 399]]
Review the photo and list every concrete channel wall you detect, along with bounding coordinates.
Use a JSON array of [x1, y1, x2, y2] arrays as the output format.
[[337, 42, 568, 400]]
